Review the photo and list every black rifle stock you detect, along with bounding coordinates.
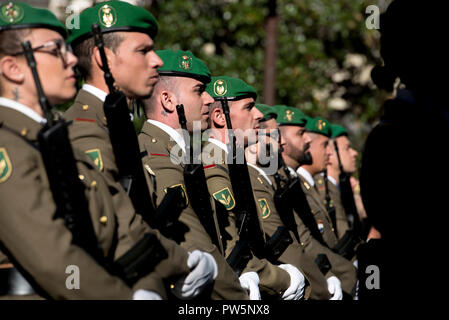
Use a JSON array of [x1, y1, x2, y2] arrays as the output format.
[[92, 25, 180, 233], [175, 104, 221, 249], [24, 40, 168, 286], [22, 41, 104, 263], [219, 99, 291, 263]]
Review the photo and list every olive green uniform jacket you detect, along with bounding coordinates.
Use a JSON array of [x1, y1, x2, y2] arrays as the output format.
[[296, 173, 338, 248], [278, 167, 357, 296], [138, 122, 248, 300], [247, 164, 331, 300], [314, 175, 349, 240], [63, 89, 198, 290], [0, 105, 177, 299], [202, 141, 291, 297]]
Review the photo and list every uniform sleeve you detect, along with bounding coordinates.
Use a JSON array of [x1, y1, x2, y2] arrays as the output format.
[[0, 136, 135, 299], [67, 120, 119, 182]]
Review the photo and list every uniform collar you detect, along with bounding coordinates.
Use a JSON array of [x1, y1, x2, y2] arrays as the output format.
[[0, 97, 46, 125], [286, 166, 298, 178], [297, 166, 315, 187], [147, 119, 186, 153], [82, 84, 108, 102], [327, 175, 338, 187], [247, 162, 272, 185]]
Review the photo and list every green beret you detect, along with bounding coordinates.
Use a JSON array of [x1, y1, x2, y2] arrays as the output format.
[[256, 103, 277, 121], [274, 105, 307, 127], [67, 1, 158, 46], [330, 124, 348, 139], [305, 117, 331, 137], [157, 49, 211, 84], [0, 2, 66, 37], [206, 76, 257, 101]]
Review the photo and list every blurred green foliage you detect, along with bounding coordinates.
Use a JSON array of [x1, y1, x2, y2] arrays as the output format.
[[150, 0, 389, 152]]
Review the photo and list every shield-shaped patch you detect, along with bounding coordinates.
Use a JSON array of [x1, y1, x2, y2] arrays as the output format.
[[85, 148, 104, 171]]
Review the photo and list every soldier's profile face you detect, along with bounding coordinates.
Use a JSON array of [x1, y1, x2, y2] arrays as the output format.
[[335, 136, 358, 174], [230, 98, 262, 146], [176, 77, 213, 131], [280, 125, 308, 163], [108, 32, 162, 99], [307, 133, 331, 172], [21, 28, 78, 105]]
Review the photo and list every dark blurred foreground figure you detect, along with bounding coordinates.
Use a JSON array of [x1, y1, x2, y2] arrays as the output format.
[[360, 0, 449, 300]]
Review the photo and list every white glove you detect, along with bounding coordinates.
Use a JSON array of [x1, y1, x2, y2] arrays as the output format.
[[239, 272, 261, 300], [327, 276, 343, 300], [278, 264, 305, 300], [132, 289, 162, 300], [172, 250, 218, 299]]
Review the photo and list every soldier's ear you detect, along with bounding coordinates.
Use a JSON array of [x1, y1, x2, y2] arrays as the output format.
[[210, 107, 226, 128], [92, 46, 114, 72], [160, 90, 177, 113], [0, 55, 26, 84]]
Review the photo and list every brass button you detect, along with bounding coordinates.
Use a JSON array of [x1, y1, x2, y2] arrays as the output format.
[[151, 138, 157, 143], [332, 228, 335, 232], [170, 283, 175, 289], [20, 128, 28, 136], [301, 242, 305, 246], [82, 104, 89, 111], [78, 174, 85, 181], [99, 216, 108, 224], [90, 180, 97, 189]]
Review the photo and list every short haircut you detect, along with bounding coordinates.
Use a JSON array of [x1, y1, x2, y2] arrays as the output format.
[[72, 32, 124, 80]]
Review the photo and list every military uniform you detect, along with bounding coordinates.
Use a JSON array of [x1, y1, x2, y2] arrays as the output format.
[[139, 122, 248, 299], [247, 163, 331, 299], [0, 101, 169, 299], [296, 168, 338, 247], [315, 173, 349, 240], [203, 141, 291, 297]]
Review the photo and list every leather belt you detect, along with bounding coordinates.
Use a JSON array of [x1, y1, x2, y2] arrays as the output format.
[[0, 267, 36, 296]]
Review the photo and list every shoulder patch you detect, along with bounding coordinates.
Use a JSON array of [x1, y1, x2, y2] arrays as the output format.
[[213, 187, 235, 210], [85, 149, 104, 171], [0, 148, 12, 183], [258, 198, 271, 219]]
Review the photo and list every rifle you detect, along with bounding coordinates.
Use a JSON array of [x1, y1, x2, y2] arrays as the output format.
[[271, 133, 332, 275], [219, 99, 292, 264], [175, 104, 221, 249], [22, 40, 104, 263], [24, 40, 168, 286], [91, 25, 181, 233], [332, 139, 362, 259]]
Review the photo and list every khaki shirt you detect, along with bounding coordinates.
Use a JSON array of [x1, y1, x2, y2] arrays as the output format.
[[0, 106, 165, 299], [138, 122, 248, 300], [63, 89, 192, 288], [247, 164, 331, 300], [202, 142, 291, 297]]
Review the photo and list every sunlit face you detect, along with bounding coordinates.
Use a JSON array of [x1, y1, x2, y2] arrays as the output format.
[[333, 135, 358, 174], [230, 97, 262, 147], [108, 32, 162, 99], [20, 28, 78, 105], [307, 132, 332, 172], [176, 77, 214, 131], [280, 125, 312, 165]]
